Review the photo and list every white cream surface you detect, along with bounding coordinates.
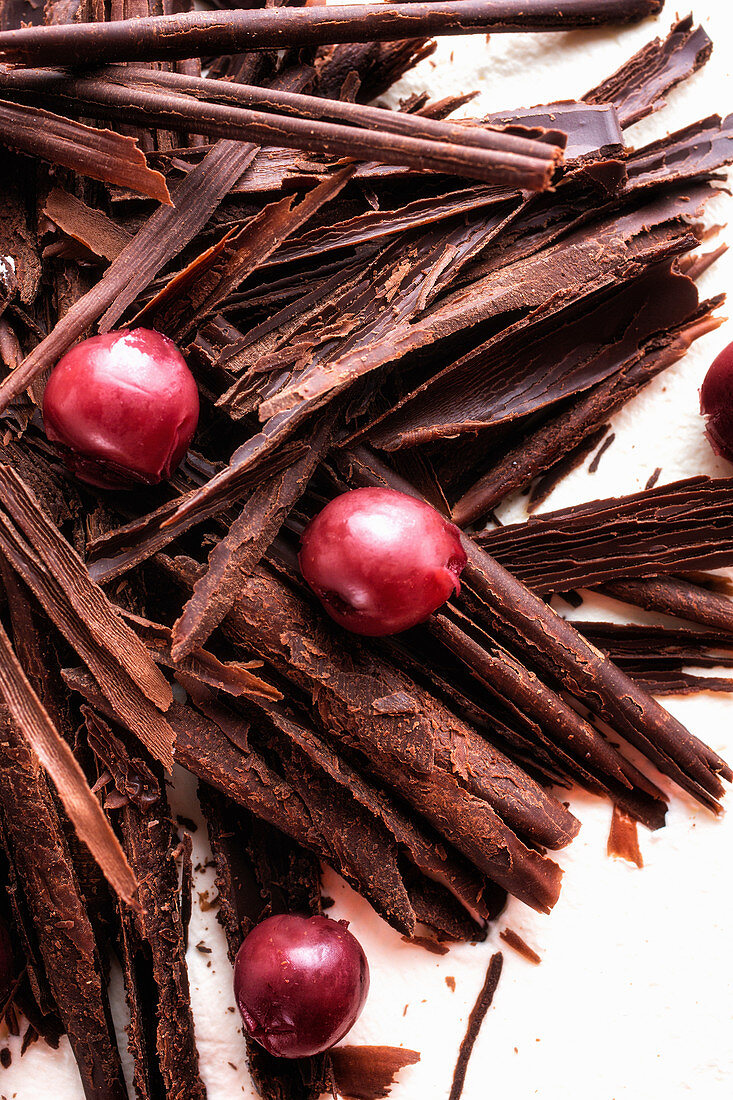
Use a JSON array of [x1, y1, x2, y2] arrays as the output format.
[[4, 4, 733, 1098]]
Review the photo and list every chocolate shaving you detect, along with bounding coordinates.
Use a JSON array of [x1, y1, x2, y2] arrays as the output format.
[[0, 1, 664, 65], [115, 743, 207, 1100], [601, 575, 733, 635], [330, 1045, 420, 1100], [451, 303, 722, 524], [584, 16, 713, 128], [0, 97, 170, 202], [607, 804, 643, 867], [480, 477, 733, 597], [43, 188, 132, 263], [448, 952, 503, 1100], [171, 411, 335, 659], [499, 928, 541, 964], [0, 712, 128, 1100]]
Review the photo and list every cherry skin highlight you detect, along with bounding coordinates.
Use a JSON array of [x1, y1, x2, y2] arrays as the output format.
[[233, 914, 369, 1059], [42, 328, 199, 489], [701, 340, 733, 462], [299, 487, 467, 636]]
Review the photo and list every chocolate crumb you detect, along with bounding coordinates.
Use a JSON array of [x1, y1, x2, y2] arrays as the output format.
[[176, 815, 198, 833], [445, 976, 456, 992], [0, 1049, 10, 1068], [195, 942, 212, 954], [645, 466, 663, 489], [320, 895, 335, 910], [499, 928, 542, 965]]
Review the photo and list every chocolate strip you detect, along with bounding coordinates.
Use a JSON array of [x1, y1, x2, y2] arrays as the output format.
[[89, 713, 207, 1100], [0, 465, 175, 769], [448, 952, 503, 1100], [0, 713, 128, 1100], [479, 477, 733, 595], [67, 666, 421, 934], [0, 1, 665, 65], [340, 448, 732, 811], [451, 303, 723, 525], [584, 16, 713, 128], [0, 97, 170, 202], [43, 188, 133, 263], [329, 1046, 420, 1100], [166, 556, 571, 912]]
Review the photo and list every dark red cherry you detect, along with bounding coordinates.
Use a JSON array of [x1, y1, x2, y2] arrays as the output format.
[[299, 487, 467, 636], [233, 914, 369, 1059], [42, 328, 199, 488], [701, 340, 733, 462]]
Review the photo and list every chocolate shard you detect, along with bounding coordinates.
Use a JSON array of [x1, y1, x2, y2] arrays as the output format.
[[607, 804, 643, 867], [479, 477, 733, 596], [487, 101, 623, 159], [499, 927, 541, 964], [0, 1, 665, 66], [43, 187, 132, 263], [451, 299, 722, 525], [330, 1045, 420, 1100], [0, 712, 128, 1100], [584, 16, 713, 128], [0, 97, 170, 202], [171, 411, 335, 660], [448, 952, 503, 1100]]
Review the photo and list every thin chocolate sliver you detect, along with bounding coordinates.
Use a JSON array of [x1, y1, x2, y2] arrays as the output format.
[[330, 1045, 420, 1100], [448, 953, 503, 1100], [499, 928, 541, 964]]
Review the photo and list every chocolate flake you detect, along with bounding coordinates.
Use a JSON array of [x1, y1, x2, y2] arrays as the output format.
[[607, 804, 643, 868], [499, 927, 541, 964], [330, 1045, 420, 1100]]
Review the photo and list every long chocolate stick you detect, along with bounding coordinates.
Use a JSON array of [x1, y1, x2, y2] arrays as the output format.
[[101, 63, 564, 159], [0, 68, 561, 190], [0, 1, 665, 66]]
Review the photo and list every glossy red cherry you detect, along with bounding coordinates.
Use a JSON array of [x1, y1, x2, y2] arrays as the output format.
[[42, 328, 199, 489], [299, 487, 467, 636], [234, 914, 369, 1059], [701, 340, 733, 462]]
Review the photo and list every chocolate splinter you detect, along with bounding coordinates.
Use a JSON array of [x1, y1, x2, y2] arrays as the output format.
[[0, 2, 665, 66]]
